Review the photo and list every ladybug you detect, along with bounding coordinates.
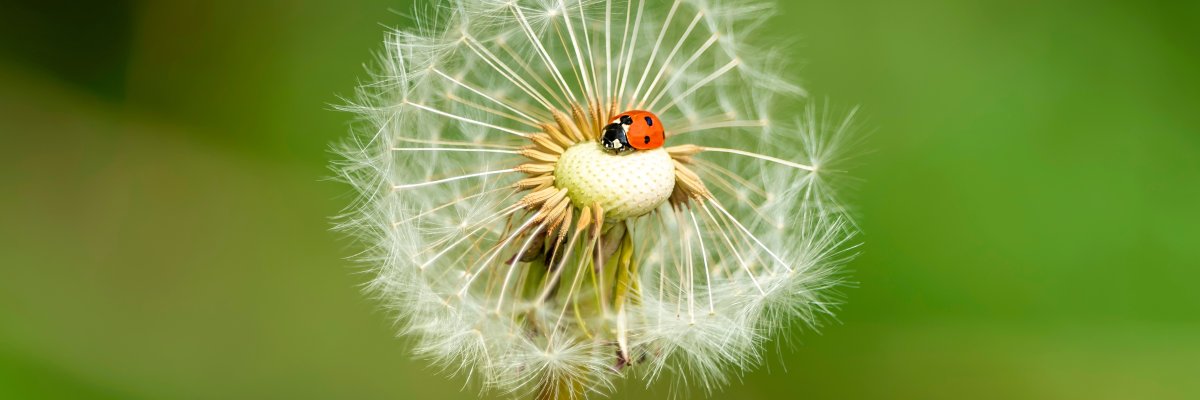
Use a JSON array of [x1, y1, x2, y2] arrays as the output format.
[[601, 110, 665, 153]]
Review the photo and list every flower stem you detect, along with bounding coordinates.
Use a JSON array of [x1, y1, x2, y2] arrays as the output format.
[[612, 222, 636, 365]]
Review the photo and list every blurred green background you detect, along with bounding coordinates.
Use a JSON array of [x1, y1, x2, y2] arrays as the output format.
[[2, 0, 1197, 399]]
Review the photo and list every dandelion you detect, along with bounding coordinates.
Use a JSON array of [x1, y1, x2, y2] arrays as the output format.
[[335, 0, 859, 398]]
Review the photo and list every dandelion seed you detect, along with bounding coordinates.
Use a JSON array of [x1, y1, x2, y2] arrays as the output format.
[[335, 0, 859, 398]]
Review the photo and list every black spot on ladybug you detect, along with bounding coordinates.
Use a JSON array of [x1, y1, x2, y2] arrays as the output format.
[[643, 135, 650, 144], [644, 116, 654, 126], [620, 115, 633, 125]]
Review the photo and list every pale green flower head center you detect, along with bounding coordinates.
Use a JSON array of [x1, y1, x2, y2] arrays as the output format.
[[554, 142, 675, 220]]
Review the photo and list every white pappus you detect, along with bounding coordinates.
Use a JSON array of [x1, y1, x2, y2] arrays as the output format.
[[334, 0, 861, 399]]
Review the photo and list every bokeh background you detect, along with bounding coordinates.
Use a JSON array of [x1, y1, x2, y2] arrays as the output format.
[[2, 0, 1198, 399]]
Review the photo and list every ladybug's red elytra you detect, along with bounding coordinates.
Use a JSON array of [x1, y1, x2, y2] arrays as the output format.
[[601, 110, 665, 153]]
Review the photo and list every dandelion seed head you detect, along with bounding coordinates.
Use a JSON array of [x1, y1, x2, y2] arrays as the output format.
[[335, 0, 860, 398]]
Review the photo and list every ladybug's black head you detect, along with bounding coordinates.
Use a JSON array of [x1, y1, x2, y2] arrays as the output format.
[[601, 121, 631, 153]]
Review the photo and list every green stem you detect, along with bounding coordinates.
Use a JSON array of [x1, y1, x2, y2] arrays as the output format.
[[611, 222, 636, 363]]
